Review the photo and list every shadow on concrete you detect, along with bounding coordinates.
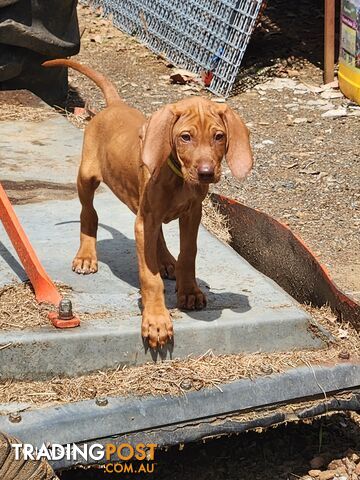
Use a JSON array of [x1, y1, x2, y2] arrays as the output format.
[[185, 292, 251, 322], [58, 221, 251, 318], [54, 220, 139, 287], [97, 224, 139, 288], [143, 335, 175, 361], [1, 220, 251, 322], [0, 241, 27, 281]]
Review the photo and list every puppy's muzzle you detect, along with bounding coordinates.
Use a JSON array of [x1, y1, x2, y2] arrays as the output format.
[[197, 164, 215, 183]]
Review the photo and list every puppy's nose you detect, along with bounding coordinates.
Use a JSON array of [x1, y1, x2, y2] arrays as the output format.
[[197, 164, 215, 183]]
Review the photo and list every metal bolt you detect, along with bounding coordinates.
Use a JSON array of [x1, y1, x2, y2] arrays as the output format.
[[95, 397, 108, 407], [338, 350, 350, 360], [180, 379, 192, 390], [261, 366, 273, 375], [58, 299, 74, 320], [9, 412, 22, 423]]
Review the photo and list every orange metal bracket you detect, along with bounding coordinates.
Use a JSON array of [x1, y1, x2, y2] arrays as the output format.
[[48, 311, 80, 329], [0, 182, 79, 328], [210, 193, 360, 331], [0, 182, 61, 304]]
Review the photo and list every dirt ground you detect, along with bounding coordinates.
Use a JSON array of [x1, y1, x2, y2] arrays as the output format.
[[58, 413, 360, 480]]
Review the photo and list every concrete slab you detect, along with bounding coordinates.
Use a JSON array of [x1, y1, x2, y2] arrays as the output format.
[[0, 116, 81, 184], [0, 93, 326, 379], [0, 92, 82, 185], [0, 190, 326, 379]]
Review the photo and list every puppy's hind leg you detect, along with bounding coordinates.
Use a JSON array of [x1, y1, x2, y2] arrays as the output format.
[[157, 227, 176, 280], [73, 170, 101, 275]]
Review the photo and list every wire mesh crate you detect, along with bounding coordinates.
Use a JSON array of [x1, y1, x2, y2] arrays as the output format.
[[84, 0, 264, 97]]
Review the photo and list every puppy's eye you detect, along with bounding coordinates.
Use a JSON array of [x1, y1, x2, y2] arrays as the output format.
[[180, 133, 191, 142], [214, 132, 225, 141]]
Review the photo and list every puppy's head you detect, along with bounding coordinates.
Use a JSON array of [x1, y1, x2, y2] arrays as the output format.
[[140, 97, 253, 184]]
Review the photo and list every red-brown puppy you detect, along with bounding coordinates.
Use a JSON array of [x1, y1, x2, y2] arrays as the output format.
[[43, 59, 253, 348]]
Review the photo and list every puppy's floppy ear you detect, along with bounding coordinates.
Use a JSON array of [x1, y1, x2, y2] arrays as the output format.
[[140, 105, 177, 177], [218, 105, 253, 180]]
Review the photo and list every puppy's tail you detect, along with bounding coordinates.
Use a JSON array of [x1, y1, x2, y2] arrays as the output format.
[[42, 58, 121, 107]]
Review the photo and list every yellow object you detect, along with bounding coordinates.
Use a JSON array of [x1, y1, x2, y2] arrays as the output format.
[[338, 0, 360, 104], [167, 156, 183, 178]]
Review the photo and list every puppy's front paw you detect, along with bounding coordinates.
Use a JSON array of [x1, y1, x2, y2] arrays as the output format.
[[72, 255, 98, 275], [177, 286, 207, 310], [141, 310, 173, 349]]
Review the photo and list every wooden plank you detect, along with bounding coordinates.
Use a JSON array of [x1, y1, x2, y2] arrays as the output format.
[[324, 0, 336, 84]]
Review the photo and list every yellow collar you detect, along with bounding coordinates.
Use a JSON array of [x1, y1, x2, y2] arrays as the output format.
[[167, 155, 183, 178]]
